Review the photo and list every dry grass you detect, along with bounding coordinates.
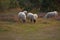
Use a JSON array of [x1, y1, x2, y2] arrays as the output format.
[[0, 18, 60, 40], [0, 11, 60, 40]]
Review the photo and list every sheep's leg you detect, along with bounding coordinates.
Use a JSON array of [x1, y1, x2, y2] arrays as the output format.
[[30, 19, 33, 23], [22, 19, 26, 23], [33, 19, 36, 23]]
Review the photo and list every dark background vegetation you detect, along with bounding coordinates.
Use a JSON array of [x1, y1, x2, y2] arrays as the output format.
[[0, 0, 60, 12]]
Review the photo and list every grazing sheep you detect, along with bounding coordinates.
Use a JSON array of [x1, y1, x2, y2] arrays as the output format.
[[27, 13, 38, 23], [27, 13, 33, 22], [33, 14, 38, 23], [33, 14, 38, 19], [44, 11, 58, 18], [18, 11, 27, 23]]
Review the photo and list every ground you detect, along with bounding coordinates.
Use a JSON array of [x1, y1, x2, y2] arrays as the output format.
[[0, 10, 60, 40]]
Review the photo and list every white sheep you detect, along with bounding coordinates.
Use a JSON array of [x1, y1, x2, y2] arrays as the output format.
[[27, 13, 38, 23], [33, 14, 38, 20], [18, 11, 27, 23], [44, 11, 58, 18]]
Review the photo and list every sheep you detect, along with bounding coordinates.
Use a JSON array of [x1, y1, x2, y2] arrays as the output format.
[[32, 14, 38, 23], [18, 11, 27, 23], [33, 14, 38, 19], [27, 13, 33, 22], [44, 11, 58, 18], [27, 13, 38, 23]]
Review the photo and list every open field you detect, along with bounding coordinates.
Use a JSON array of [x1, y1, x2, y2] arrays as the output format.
[[0, 10, 60, 40]]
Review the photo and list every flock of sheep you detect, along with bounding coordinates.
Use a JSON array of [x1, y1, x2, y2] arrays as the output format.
[[18, 10, 58, 23]]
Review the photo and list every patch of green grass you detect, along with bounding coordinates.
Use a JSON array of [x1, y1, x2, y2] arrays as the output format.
[[0, 28, 8, 32]]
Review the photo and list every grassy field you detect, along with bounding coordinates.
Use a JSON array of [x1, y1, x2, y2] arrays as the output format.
[[0, 10, 60, 40]]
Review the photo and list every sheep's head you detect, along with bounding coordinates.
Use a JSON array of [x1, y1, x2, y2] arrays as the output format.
[[54, 11, 58, 13], [23, 11, 27, 14], [54, 11, 58, 16]]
